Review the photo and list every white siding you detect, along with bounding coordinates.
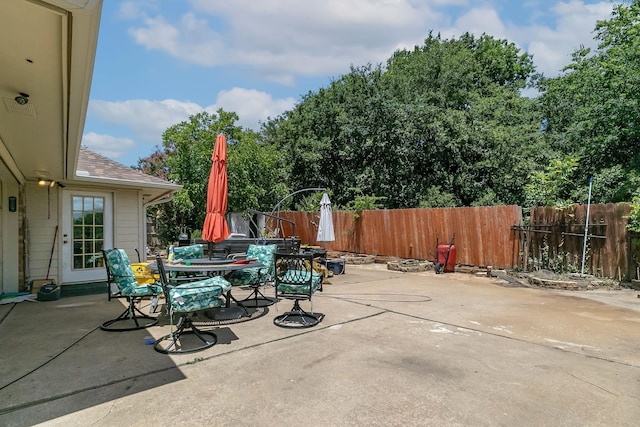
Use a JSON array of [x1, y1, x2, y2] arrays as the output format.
[[114, 189, 144, 261], [25, 183, 59, 282]]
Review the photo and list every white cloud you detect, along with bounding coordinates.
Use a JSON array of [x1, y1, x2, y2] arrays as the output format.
[[118, 0, 162, 20], [130, 0, 443, 81], [439, 1, 613, 76], [118, 1, 144, 20], [216, 88, 296, 128], [99, 0, 619, 142], [529, 0, 612, 75], [129, 13, 226, 66], [82, 133, 137, 160], [125, 0, 616, 82], [441, 7, 507, 40], [87, 89, 295, 148], [89, 99, 203, 142]]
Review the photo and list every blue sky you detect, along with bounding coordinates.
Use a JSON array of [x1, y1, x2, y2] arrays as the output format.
[[82, 0, 620, 167]]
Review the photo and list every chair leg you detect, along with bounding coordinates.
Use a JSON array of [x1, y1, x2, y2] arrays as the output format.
[[238, 285, 277, 308], [101, 297, 158, 331], [273, 300, 324, 328], [153, 315, 217, 354], [224, 290, 250, 316]]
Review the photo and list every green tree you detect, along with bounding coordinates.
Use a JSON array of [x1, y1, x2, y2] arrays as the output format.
[[227, 134, 289, 212], [539, 0, 640, 203], [138, 109, 287, 245], [419, 186, 458, 208], [524, 155, 580, 207], [263, 33, 544, 208], [628, 189, 640, 233]]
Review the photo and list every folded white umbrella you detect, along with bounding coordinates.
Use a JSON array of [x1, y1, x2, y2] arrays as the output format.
[[317, 192, 335, 242]]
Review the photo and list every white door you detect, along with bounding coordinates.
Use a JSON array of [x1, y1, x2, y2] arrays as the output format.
[[61, 190, 113, 283]]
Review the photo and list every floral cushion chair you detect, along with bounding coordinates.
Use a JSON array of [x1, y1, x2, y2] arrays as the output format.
[[169, 244, 208, 281], [171, 244, 204, 261], [273, 252, 324, 328], [224, 244, 278, 308], [153, 254, 232, 354], [101, 248, 162, 331]]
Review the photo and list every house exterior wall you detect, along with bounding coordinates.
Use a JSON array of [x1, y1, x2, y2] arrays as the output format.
[[25, 182, 58, 289], [113, 189, 145, 262], [1, 178, 21, 293], [24, 184, 147, 287]]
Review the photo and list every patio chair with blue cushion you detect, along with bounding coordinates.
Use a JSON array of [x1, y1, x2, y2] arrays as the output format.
[[101, 248, 162, 332], [225, 244, 278, 308], [273, 252, 324, 328], [154, 254, 232, 354]]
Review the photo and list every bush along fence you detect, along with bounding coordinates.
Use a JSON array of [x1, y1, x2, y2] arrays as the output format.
[[273, 203, 638, 281]]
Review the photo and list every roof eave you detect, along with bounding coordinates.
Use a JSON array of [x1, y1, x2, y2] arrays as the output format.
[[67, 175, 181, 204]]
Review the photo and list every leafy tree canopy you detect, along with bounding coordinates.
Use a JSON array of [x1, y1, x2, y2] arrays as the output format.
[[538, 0, 640, 203], [262, 33, 543, 209], [138, 109, 288, 244]]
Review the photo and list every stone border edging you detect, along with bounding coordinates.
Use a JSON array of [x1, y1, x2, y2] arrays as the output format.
[[387, 259, 433, 272]]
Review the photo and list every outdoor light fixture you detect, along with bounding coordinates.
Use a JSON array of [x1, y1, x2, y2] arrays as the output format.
[[15, 92, 29, 105], [8, 196, 17, 212], [38, 178, 56, 187]]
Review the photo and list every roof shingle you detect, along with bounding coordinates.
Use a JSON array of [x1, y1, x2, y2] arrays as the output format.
[[76, 148, 175, 186]]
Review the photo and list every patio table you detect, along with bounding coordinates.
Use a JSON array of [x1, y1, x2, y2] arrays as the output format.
[[146, 259, 262, 273], [146, 259, 265, 322]]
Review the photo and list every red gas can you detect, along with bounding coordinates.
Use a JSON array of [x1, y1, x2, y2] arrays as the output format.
[[437, 244, 456, 273]]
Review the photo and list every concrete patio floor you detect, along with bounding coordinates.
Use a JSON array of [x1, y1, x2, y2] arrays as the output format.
[[1, 264, 640, 426]]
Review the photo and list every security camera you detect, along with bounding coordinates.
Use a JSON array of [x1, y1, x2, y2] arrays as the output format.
[[15, 93, 29, 105]]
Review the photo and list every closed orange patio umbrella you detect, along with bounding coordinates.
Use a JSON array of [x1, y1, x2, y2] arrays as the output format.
[[202, 134, 231, 244]]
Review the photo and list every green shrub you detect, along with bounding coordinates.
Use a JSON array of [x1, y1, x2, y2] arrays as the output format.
[[628, 189, 640, 234]]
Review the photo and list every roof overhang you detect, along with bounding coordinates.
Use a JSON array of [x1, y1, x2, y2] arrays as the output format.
[[69, 174, 182, 205], [0, 0, 102, 185]]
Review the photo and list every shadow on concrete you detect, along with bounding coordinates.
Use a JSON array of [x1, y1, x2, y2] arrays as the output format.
[[0, 295, 191, 425]]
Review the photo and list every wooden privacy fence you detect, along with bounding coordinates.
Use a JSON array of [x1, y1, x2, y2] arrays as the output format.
[[268, 203, 638, 280], [273, 206, 523, 269], [517, 203, 633, 280]]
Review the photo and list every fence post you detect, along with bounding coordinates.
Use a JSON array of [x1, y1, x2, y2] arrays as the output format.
[[580, 178, 593, 277]]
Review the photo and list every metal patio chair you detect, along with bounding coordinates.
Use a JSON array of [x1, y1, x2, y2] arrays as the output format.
[[101, 248, 161, 331], [225, 243, 278, 308], [167, 243, 216, 283], [171, 243, 205, 261], [154, 254, 232, 354], [273, 252, 324, 328]]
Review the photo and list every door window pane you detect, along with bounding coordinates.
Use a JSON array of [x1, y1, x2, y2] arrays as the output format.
[[71, 196, 106, 271]]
